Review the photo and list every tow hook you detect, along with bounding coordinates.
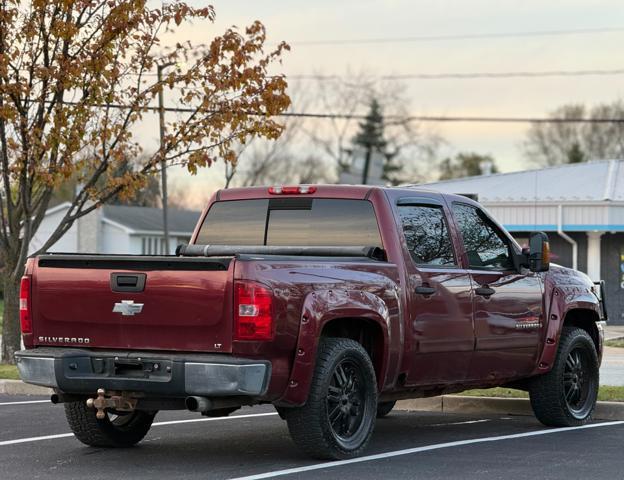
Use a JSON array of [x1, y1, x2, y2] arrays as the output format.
[[86, 388, 138, 419]]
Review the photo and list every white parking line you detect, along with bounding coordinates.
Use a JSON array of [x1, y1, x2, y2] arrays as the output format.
[[0, 412, 278, 447], [0, 400, 50, 406], [229, 420, 624, 480], [427, 419, 491, 427]]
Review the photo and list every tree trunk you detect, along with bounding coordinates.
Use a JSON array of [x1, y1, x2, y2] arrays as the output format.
[[1, 271, 22, 364]]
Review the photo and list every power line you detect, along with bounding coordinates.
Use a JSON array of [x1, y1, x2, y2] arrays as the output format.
[[289, 68, 624, 81], [286, 26, 624, 46], [132, 67, 624, 81], [52, 100, 624, 124]]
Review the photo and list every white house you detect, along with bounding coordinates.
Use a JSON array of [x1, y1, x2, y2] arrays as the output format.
[[29, 203, 201, 255]]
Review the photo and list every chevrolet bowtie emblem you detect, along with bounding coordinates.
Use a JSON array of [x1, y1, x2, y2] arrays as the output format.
[[112, 300, 144, 316]]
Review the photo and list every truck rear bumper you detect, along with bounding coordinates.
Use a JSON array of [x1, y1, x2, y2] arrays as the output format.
[[15, 348, 271, 398]]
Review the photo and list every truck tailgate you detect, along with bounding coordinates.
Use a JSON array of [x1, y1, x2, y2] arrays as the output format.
[[31, 255, 234, 353]]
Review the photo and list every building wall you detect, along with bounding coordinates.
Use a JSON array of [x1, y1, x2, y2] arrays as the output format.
[[29, 205, 78, 254], [101, 222, 132, 254], [77, 208, 100, 253], [600, 233, 624, 325]]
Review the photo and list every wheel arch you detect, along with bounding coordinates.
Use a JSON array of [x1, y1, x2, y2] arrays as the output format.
[[276, 289, 393, 406], [562, 308, 602, 355], [320, 316, 386, 384]]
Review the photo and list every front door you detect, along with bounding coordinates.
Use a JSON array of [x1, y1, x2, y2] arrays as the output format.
[[450, 202, 544, 381], [395, 198, 475, 387]]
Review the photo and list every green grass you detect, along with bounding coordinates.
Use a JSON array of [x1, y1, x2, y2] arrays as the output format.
[[605, 338, 624, 348], [459, 386, 624, 402], [0, 363, 19, 380]]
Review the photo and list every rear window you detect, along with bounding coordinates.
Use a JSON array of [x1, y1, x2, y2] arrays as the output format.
[[196, 198, 382, 247]]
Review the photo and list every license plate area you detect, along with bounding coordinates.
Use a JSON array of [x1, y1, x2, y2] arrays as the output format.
[[62, 356, 173, 382]]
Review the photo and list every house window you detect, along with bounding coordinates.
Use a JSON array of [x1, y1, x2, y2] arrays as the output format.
[[141, 236, 167, 255]]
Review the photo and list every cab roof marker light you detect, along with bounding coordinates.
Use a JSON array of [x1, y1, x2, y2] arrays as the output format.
[[268, 185, 317, 195]]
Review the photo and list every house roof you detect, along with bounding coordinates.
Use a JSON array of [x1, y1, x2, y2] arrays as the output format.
[[416, 159, 624, 203], [102, 205, 201, 234]]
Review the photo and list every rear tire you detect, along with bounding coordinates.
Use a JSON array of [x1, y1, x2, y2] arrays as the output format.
[[529, 327, 599, 427], [285, 337, 377, 459], [376, 401, 396, 418], [64, 401, 155, 447]]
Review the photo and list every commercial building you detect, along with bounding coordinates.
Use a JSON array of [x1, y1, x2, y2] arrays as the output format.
[[420, 160, 624, 324]]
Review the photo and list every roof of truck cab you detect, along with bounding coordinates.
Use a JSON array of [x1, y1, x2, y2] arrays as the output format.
[[216, 184, 455, 202]]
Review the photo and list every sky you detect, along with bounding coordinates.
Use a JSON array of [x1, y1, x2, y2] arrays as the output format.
[[138, 0, 624, 207]]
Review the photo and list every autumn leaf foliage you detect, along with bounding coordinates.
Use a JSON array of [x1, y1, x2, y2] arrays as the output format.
[[0, 0, 290, 362]]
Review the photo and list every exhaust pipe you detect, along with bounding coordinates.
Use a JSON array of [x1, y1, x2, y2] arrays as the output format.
[[185, 396, 213, 412], [51, 393, 82, 404]]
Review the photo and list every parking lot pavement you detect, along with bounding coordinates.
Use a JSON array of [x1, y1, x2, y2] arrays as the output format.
[[3, 395, 624, 480], [1, 395, 623, 480]]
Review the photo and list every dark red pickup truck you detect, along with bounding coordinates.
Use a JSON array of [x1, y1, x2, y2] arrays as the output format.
[[17, 185, 606, 459]]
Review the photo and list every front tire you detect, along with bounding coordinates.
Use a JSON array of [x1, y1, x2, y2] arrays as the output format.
[[285, 337, 377, 459], [65, 401, 156, 447], [529, 327, 599, 427]]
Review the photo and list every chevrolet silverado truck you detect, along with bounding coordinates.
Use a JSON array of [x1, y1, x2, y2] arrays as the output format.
[[16, 185, 606, 459]]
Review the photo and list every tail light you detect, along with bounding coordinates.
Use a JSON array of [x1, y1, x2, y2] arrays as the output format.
[[20, 276, 32, 334], [234, 281, 273, 340], [268, 185, 317, 195]]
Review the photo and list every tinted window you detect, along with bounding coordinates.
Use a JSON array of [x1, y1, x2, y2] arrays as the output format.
[[452, 203, 513, 270], [196, 199, 268, 245], [196, 198, 382, 247], [398, 205, 456, 266]]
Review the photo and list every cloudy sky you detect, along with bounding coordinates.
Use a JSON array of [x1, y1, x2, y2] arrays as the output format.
[[144, 1, 624, 205]]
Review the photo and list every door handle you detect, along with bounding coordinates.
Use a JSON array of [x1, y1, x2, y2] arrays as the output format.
[[475, 286, 496, 297], [415, 285, 436, 296]]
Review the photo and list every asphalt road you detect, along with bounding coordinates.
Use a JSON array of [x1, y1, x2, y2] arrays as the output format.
[[1, 394, 624, 479]]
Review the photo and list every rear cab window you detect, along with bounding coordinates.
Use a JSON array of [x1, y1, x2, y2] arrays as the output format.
[[398, 205, 456, 267], [196, 198, 383, 248]]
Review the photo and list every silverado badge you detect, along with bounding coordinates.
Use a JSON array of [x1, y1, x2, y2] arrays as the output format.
[[112, 300, 144, 316]]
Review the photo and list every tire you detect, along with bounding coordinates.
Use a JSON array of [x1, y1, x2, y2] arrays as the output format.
[[376, 401, 396, 418], [64, 401, 156, 448], [285, 337, 378, 459], [529, 327, 599, 427]]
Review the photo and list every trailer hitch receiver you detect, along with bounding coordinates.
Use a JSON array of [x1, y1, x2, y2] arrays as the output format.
[[86, 388, 138, 419]]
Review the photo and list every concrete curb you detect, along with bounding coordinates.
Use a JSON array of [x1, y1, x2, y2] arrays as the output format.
[[396, 395, 624, 421], [0, 379, 53, 396]]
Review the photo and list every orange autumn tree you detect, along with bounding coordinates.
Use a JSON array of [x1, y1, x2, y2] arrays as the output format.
[[0, 1, 290, 362]]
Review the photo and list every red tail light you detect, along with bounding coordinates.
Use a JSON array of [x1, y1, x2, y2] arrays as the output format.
[[20, 276, 32, 334], [234, 281, 273, 340], [268, 185, 317, 195]]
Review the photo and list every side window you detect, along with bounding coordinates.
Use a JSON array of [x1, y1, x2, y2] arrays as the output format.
[[398, 205, 456, 266], [452, 203, 514, 270]]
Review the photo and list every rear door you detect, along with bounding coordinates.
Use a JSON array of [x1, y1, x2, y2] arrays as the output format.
[[395, 196, 475, 386], [449, 202, 544, 380], [32, 256, 234, 353]]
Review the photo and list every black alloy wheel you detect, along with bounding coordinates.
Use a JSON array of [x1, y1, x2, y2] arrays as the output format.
[[563, 346, 596, 419], [326, 359, 367, 441], [285, 337, 377, 459], [529, 326, 599, 427]]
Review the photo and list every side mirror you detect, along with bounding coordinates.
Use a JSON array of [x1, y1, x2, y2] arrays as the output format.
[[528, 232, 550, 272]]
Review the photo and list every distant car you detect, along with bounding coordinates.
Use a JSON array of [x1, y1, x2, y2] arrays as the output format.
[[16, 185, 606, 459]]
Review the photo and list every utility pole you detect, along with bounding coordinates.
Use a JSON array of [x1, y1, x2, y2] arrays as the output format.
[[157, 62, 174, 255]]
